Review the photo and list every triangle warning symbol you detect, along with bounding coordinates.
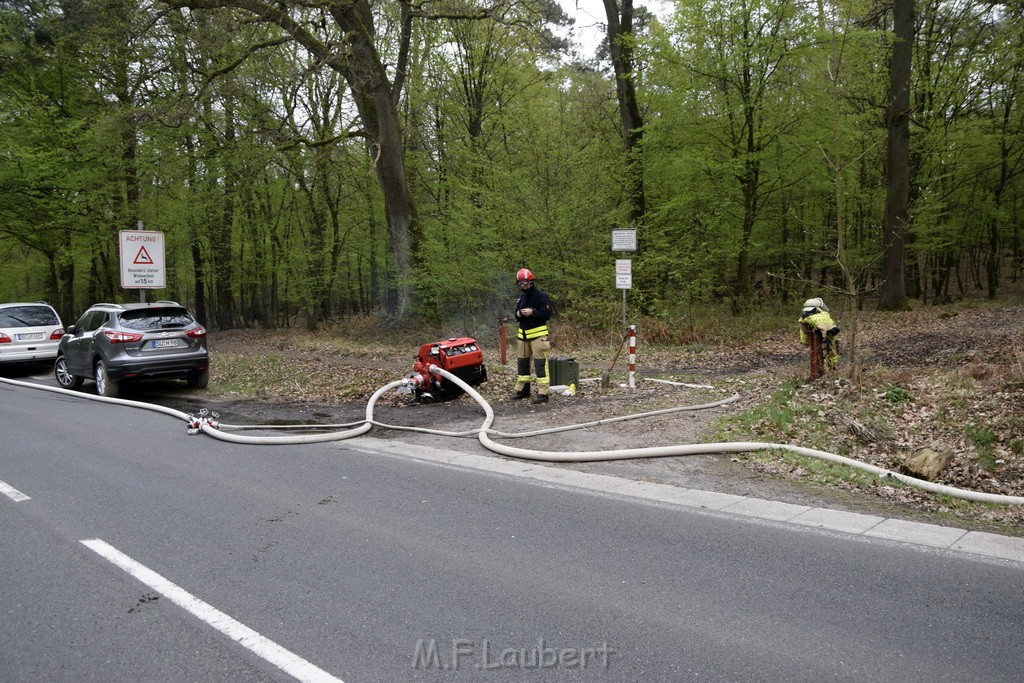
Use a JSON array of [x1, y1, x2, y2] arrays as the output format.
[[133, 246, 154, 265]]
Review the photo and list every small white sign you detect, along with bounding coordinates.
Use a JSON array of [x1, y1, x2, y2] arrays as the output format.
[[615, 258, 632, 289], [120, 230, 166, 289], [611, 229, 637, 252]]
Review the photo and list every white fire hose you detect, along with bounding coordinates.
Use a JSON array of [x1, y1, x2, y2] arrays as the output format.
[[434, 367, 1024, 506], [3, 368, 1023, 506]]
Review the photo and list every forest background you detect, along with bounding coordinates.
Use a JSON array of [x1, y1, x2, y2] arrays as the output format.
[[1, 0, 1023, 334]]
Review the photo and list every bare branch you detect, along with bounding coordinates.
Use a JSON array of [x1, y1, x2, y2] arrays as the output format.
[[276, 130, 372, 151], [163, 0, 349, 73], [201, 36, 291, 82]]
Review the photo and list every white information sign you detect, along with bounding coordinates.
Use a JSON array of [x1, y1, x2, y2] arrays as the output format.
[[120, 230, 166, 289], [611, 229, 637, 252], [615, 259, 632, 289]]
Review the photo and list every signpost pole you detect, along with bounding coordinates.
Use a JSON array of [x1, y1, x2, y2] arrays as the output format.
[[136, 221, 146, 303], [611, 228, 636, 331]]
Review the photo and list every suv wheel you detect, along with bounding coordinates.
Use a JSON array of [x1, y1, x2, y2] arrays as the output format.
[[54, 356, 83, 390], [95, 360, 119, 398], [187, 369, 209, 390]]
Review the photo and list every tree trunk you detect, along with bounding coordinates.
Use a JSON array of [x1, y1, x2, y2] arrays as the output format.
[[168, 0, 419, 320], [603, 0, 645, 227], [213, 98, 237, 329], [328, 0, 418, 319], [879, 0, 913, 311], [987, 126, 1012, 300]]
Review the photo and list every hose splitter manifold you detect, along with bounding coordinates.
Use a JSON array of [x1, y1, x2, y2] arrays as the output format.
[[187, 408, 220, 435]]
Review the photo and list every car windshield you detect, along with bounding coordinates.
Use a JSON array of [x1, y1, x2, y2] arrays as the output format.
[[0, 306, 58, 327], [118, 308, 194, 331]]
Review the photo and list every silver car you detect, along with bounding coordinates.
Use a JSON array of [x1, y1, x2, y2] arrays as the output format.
[[0, 302, 65, 366]]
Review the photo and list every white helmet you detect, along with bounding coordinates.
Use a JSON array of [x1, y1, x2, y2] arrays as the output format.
[[802, 297, 827, 313]]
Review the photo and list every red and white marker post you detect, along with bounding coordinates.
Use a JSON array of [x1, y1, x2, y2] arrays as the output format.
[[628, 325, 637, 389]]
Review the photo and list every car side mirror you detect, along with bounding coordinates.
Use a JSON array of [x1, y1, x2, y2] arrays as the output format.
[[67, 324, 77, 335]]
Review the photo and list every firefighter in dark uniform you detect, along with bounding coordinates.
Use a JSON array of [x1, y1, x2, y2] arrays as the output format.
[[510, 268, 552, 404]]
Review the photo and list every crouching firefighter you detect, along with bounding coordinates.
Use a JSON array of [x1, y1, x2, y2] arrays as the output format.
[[799, 297, 840, 378], [510, 268, 552, 404]]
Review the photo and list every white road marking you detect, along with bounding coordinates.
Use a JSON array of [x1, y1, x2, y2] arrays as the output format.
[[0, 480, 30, 502], [80, 539, 343, 683]]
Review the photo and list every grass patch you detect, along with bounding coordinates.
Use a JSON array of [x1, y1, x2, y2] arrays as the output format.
[[968, 427, 998, 447], [787, 452, 879, 486], [880, 385, 913, 404], [967, 426, 999, 471], [710, 382, 812, 441], [208, 353, 285, 395], [740, 448, 895, 490]]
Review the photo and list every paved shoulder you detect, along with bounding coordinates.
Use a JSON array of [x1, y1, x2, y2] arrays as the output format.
[[345, 436, 1024, 566]]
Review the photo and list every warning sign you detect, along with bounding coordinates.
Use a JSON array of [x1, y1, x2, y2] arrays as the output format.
[[120, 230, 166, 289], [133, 246, 154, 265], [615, 258, 632, 290]]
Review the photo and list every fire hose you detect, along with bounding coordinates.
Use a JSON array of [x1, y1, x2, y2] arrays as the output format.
[[3, 370, 1024, 506]]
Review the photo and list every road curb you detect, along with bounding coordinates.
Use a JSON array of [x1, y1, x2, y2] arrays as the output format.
[[345, 436, 1024, 566]]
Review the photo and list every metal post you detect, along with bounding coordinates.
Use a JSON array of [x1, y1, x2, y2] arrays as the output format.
[[499, 319, 507, 365], [136, 220, 146, 303], [627, 324, 637, 389], [809, 328, 823, 380]]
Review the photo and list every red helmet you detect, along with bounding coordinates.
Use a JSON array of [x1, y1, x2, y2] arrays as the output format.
[[516, 268, 534, 282]]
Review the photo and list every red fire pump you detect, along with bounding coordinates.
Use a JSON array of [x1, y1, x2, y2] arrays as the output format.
[[408, 337, 488, 401]]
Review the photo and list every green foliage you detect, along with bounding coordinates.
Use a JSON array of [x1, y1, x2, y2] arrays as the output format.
[[1, 0, 1023, 329], [410, 46, 621, 324], [880, 385, 914, 404], [965, 425, 999, 471], [968, 426, 998, 448]]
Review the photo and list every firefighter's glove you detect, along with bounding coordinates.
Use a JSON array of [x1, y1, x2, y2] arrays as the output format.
[[828, 326, 840, 337]]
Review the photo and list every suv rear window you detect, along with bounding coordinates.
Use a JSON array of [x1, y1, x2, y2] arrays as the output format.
[[0, 305, 59, 327], [118, 308, 195, 331]]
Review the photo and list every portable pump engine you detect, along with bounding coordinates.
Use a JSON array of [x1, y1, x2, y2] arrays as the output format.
[[407, 337, 488, 401]]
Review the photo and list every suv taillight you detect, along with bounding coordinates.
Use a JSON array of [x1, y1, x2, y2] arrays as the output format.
[[103, 330, 144, 343], [0, 333, 10, 344], [50, 328, 65, 340], [186, 326, 206, 338]]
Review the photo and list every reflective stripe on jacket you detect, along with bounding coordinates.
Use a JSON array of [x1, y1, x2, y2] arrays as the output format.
[[517, 325, 549, 341]]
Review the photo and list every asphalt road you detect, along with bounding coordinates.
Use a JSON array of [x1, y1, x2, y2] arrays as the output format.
[[2, 378, 1023, 682]]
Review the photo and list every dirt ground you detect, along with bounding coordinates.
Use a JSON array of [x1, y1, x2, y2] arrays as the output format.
[[172, 303, 1024, 536]]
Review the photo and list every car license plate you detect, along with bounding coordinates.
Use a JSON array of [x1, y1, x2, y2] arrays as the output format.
[[18, 333, 45, 341], [152, 339, 179, 348]]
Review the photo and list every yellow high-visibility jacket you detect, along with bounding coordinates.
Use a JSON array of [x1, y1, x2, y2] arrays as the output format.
[[799, 311, 838, 345], [799, 310, 840, 369]]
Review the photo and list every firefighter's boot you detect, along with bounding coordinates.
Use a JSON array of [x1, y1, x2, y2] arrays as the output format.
[[532, 394, 549, 405], [511, 383, 531, 400]]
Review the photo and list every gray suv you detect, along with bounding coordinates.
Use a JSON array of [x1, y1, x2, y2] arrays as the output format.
[[55, 301, 209, 397]]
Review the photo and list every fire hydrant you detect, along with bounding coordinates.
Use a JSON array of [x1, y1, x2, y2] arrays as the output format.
[[799, 297, 840, 379]]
